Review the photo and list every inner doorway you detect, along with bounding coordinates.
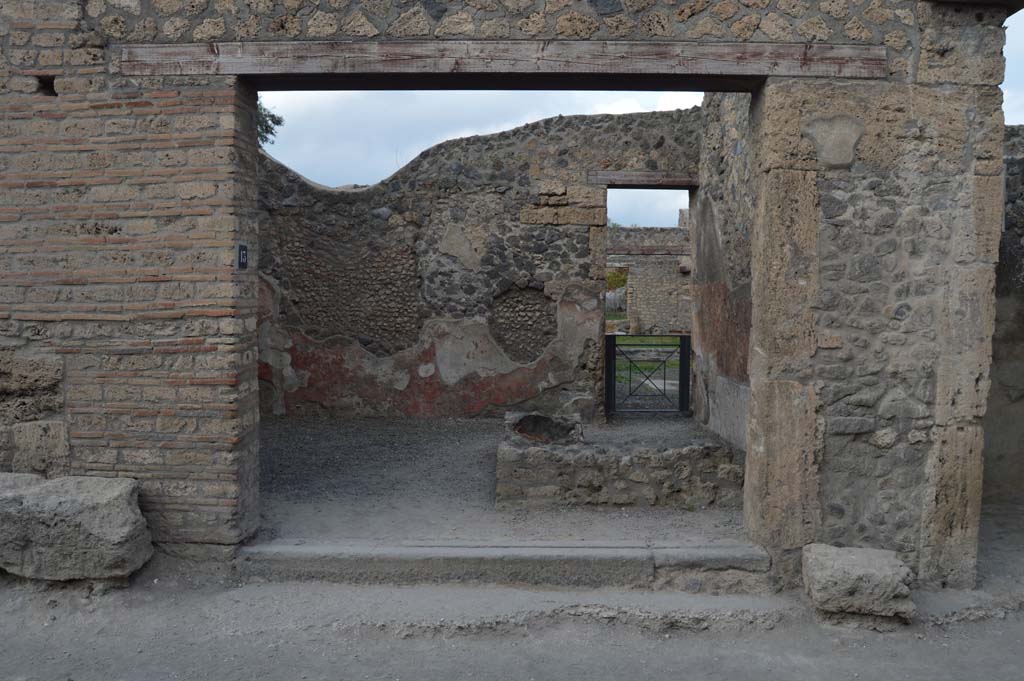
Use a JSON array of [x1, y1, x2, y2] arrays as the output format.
[[244, 86, 761, 588]]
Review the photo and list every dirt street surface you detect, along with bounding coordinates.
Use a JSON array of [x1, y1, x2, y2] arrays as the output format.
[[2, 573, 1023, 681]]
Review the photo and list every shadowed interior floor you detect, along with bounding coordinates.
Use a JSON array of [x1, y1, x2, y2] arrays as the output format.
[[257, 416, 747, 548], [978, 503, 1024, 594]]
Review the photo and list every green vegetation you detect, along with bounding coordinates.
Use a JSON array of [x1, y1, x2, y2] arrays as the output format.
[[257, 99, 284, 146], [612, 338, 683, 384], [606, 268, 628, 291], [614, 359, 681, 387], [614, 335, 681, 345]]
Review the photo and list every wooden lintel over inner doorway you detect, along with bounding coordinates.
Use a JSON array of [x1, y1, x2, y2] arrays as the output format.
[[119, 40, 888, 91], [588, 170, 698, 190]]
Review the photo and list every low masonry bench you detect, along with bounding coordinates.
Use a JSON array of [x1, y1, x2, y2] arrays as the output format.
[[496, 412, 743, 509]]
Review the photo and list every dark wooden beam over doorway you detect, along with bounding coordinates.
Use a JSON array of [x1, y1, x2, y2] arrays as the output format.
[[120, 40, 888, 90]]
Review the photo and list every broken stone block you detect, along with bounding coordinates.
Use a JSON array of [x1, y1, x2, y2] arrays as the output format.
[[0, 474, 153, 581], [11, 419, 69, 477], [12, 352, 63, 391], [802, 543, 916, 620], [505, 411, 582, 445]]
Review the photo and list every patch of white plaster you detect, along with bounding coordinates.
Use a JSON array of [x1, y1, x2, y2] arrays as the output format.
[[426, 319, 520, 386]]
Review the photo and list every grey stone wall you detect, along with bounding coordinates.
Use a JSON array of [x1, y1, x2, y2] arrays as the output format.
[[746, 76, 1005, 588], [606, 226, 692, 334], [983, 127, 1024, 503], [85, 0, 928, 60], [691, 92, 755, 452], [257, 108, 702, 418], [693, 67, 1007, 587]]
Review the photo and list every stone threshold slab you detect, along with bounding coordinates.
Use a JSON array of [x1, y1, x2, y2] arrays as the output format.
[[236, 541, 770, 591]]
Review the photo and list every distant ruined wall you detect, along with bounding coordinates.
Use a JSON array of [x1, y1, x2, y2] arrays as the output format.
[[257, 109, 702, 419], [984, 127, 1024, 502], [606, 226, 692, 335], [692, 93, 755, 452]]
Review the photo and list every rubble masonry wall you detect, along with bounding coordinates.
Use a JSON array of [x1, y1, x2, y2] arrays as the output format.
[[256, 109, 701, 418]]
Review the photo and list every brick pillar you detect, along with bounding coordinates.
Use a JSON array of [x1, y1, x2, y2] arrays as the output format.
[[0, 2, 261, 544]]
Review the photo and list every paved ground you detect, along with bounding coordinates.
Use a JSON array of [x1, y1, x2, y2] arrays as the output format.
[[2, 574, 1024, 681], [259, 416, 746, 547]]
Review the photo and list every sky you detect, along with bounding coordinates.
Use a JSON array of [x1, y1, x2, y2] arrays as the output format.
[[262, 13, 1023, 227], [1005, 13, 1024, 125], [260, 89, 701, 226]]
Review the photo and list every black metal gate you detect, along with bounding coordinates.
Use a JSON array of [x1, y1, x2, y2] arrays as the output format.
[[604, 334, 691, 414]]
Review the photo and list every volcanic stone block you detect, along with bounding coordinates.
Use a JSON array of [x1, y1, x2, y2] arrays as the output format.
[[0, 474, 153, 581], [802, 543, 916, 620], [505, 411, 582, 445], [10, 419, 69, 477]]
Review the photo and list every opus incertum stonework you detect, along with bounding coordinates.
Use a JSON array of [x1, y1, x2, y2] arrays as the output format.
[[0, 0, 1020, 592]]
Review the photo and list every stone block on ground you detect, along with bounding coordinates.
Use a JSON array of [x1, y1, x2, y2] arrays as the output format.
[[504, 411, 582, 445], [802, 543, 916, 620], [0, 474, 153, 581]]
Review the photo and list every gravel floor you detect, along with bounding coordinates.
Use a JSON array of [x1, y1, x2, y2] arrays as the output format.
[[978, 502, 1024, 594], [258, 416, 748, 547]]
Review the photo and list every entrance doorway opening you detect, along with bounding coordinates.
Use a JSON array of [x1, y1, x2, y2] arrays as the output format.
[[246, 85, 760, 588]]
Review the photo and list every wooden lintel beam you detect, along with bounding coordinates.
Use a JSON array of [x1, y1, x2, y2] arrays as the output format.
[[119, 40, 888, 82], [588, 170, 698, 189], [607, 247, 690, 256]]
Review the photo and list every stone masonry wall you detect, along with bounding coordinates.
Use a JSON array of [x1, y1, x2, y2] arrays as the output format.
[[606, 226, 692, 335], [983, 127, 1024, 503], [496, 412, 743, 509], [0, 0, 1009, 587], [257, 109, 702, 418], [747, 62, 1006, 587], [692, 92, 755, 452], [85, 0, 924, 64]]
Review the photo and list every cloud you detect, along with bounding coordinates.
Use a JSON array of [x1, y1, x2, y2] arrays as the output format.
[[656, 91, 704, 111], [1004, 14, 1024, 125], [608, 189, 690, 228], [590, 96, 650, 115], [259, 90, 705, 189], [1005, 89, 1024, 126]]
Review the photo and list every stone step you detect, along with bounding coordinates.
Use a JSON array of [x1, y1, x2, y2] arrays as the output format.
[[235, 541, 772, 592]]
